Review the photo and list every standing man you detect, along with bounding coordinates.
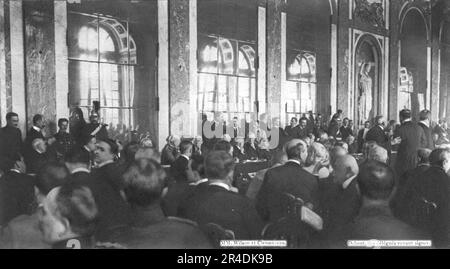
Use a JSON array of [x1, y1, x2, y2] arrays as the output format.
[[82, 111, 108, 141], [0, 112, 23, 172], [418, 109, 434, 150], [393, 109, 427, 177], [366, 115, 390, 152], [53, 118, 75, 161]]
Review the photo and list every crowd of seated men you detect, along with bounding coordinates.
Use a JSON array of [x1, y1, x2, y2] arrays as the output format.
[[1, 107, 450, 248]]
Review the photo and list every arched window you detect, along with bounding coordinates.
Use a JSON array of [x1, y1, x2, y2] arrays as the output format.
[[68, 12, 137, 140], [286, 51, 317, 121], [198, 35, 256, 123]]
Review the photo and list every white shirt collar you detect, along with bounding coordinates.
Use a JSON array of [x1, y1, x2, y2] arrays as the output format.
[[33, 126, 41, 132], [403, 119, 412, 123], [209, 182, 231, 191], [342, 175, 357, 190], [83, 145, 91, 152], [71, 167, 90, 174], [420, 120, 429, 128], [378, 125, 384, 130], [181, 154, 190, 161], [286, 159, 301, 166], [189, 178, 208, 186], [97, 159, 115, 168]]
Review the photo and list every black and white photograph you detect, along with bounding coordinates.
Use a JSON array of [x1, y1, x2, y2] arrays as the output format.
[[0, 0, 448, 254]]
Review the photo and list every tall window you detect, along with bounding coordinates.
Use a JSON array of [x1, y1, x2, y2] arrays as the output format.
[[68, 12, 137, 134], [285, 50, 316, 122], [198, 35, 256, 123]]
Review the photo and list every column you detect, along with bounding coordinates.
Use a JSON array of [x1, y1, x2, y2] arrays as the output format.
[[158, 0, 169, 148]]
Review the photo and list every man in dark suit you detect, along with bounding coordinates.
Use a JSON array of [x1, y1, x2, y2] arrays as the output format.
[[81, 111, 108, 141], [357, 121, 371, 153], [341, 161, 429, 247], [23, 114, 45, 164], [26, 138, 50, 174], [0, 162, 69, 249], [319, 155, 361, 243], [113, 159, 212, 249], [392, 148, 431, 223], [284, 117, 299, 139], [328, 116, 342, 139], [0, 112, 23, 172], [339, 118, 353, 141], [393, 109, 427, 177], [181, 151, 263, 240], [53, 118, 75, 162], [170, 140, 193, 183], [396, 148, 450, 248], [65, 146, 130, 242], [366, 115, 390, 152], [418, 109, 434, 150], [256, 139, 318, 223]]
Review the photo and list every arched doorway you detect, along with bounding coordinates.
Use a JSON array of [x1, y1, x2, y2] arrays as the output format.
[[354, 35, 382, 127], [400, 8, 428, 120]]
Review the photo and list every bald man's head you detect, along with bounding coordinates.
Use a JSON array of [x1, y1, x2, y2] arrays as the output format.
[[285, 139, 308, 163], [333, 155, 359, 185]]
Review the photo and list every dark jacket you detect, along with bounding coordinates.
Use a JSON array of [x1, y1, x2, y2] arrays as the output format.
[[53, 131, 75, 160], [112, 206, 212, 249], [0, 126, 23, 171], [394, 121, 427, 177], [23, 127, 44, 162], [70, 170, 130, 241], [256, 161, 319, 222], [328, 121, 340, 138], [82, 123, 108, 141], [284, 125, 300, 139], [357, 128, 368, 153], [418, 122, 434, 150], [400, 166, 450, 247], [170, 155, 189, 182], [182, 183, 264, 240], [342, 204, 429, 247], [244, 142, 258, 160], [339, 126, 353, 141]]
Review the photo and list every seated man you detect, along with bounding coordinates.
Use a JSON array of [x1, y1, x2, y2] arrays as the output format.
[[0, 162, 69, 249], [113, 158, 212, 249], [181, 151, 264, 240], [341, 161, 429, 248], [38, 183, 98, 249]]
